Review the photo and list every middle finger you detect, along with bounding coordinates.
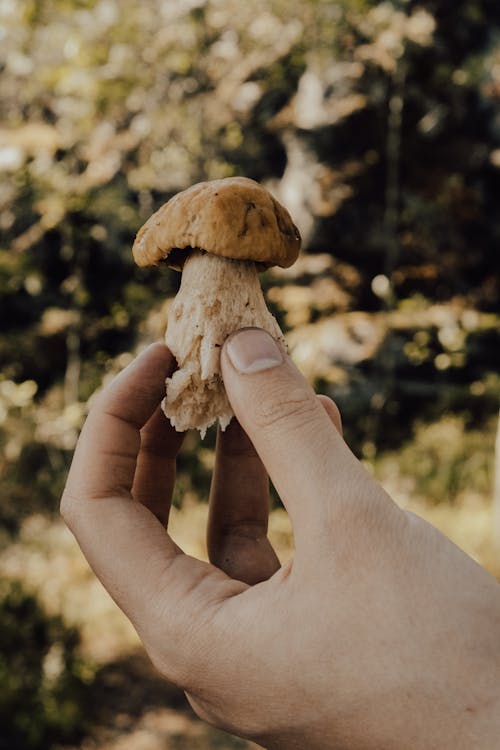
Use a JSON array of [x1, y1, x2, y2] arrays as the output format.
[[207, 419, 280, 585]]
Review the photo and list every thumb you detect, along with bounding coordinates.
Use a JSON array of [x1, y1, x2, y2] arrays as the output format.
[[220, 328, 367, 550]]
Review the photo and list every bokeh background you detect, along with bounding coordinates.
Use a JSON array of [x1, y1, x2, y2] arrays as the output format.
[[1, 0, 500, 748]]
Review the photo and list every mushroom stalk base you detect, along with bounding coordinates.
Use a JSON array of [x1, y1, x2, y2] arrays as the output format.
[[164, 251, 285, 437]]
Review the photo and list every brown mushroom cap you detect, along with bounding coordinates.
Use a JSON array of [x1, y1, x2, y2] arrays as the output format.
[[132, 176, 301, 270]]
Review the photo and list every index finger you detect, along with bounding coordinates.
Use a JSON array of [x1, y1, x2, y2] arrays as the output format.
[[133, 405, 185, 526], [60, 345, 184, 619], [65, 343, 175, 503], [60, 344, 245, 689]]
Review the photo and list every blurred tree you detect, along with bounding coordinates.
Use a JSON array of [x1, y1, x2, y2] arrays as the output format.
[[0, 580, 90, 750], [0, 0, 498, 518], [493, 408, 500, 552]]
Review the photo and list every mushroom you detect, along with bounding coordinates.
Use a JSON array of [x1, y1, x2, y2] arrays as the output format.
[[132, 176, 301, 437]]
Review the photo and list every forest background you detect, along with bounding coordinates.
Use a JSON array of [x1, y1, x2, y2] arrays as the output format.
[[1, 0, 499, 748]]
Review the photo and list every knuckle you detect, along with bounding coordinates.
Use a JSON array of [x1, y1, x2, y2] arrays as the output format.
[[59, 490, 72, 523], [252, 383, 319, 433], [59, 490, 79, 532]]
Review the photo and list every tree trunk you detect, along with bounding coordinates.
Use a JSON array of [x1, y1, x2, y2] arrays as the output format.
[[493, 406, 500, 553], [64, 327, 81, 408]]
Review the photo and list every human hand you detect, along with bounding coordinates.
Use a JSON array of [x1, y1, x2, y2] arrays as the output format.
[[61, 329, 500, 750]]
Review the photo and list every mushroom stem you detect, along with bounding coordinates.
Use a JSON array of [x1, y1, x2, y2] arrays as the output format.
[[163, 250, 285, 437]]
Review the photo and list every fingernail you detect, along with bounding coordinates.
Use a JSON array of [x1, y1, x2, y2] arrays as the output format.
[[225, 328, 283, 374]]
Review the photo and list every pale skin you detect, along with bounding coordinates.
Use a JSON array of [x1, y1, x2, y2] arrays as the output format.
[[61, 328, 500, 750]]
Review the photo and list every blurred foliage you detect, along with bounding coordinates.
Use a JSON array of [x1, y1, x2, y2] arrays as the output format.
[[0, 580, 90, 749], [0, 0, 499, 745], [0, 0, 498, 504], [0, 0, 498, 529], [374, 414, 496, 505]]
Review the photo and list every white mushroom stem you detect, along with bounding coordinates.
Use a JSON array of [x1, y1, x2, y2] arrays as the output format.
[[164, 250, 285, 438]]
